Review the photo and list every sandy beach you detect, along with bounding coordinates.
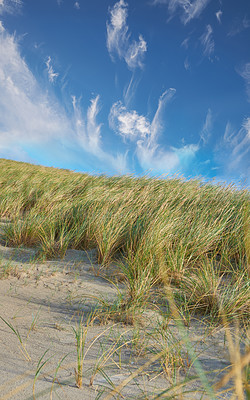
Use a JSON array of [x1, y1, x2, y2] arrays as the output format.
[[0, 222, 239, 400]]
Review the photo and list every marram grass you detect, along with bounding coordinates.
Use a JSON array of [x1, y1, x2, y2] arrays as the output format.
[[0, 158, 249, 322]]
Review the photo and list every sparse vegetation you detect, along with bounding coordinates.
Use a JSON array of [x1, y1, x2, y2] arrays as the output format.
[[0, 315, 31, 361]]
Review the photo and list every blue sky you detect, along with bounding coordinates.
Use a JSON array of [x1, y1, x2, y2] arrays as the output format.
[[0, 0, 249, 186]]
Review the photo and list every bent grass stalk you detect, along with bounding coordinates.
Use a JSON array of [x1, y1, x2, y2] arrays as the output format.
[[102, 350, 166, 400], [89, 330, 133, 387], [26, 306, 42, 339], [50, 353, 70, 400], [33, 349, 53, 400], [0, 316, 31, 361], [72, 317, 87, 388], [72, 310, 99, 388]]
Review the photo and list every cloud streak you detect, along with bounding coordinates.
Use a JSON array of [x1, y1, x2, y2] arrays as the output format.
[[215, 10, 222, 24], [0, 28, 67, 143], [216, 119, 250, 185], [106, 0, 147, 70], [200, 108, 212, 144], [45, 56, 59, 83], [200, 24, 214, 58], [153, 0, 210, 25], [0, 0, 22, 15], [72, 95, 127, 173], [228, 16, 250, 37], [238, 62, 250, 102], [0, 25, 127, 173]]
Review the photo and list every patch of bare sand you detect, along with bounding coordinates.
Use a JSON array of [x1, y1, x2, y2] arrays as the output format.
[[0, 237, 241, 399]]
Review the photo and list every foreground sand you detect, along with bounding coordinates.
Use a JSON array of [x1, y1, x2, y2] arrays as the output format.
[[0, 226, 241, 399]]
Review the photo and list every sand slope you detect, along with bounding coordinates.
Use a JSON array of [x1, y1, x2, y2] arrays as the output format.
[[0, 228, 239, 399]]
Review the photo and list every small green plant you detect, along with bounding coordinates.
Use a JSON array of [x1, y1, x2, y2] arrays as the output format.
[[33, 349, 53, 399], [26, 306, 41, 338], [72, 316, 87, 388], [0, 316, 31, 361], [72, 311, 96, 388], [149, 320, 191, 384], [0, 259, 17, 279], [50, 353, 69, 400], [90, 330, 132, 388]]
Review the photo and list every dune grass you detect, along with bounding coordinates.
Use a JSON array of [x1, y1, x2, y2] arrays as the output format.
[[0, 158, 249, 323]]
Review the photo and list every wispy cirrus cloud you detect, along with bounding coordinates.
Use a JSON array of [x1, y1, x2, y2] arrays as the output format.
[[0, 27, 67, 144], [109, 88, 199, 173], [200, 24, 214, 58], [72, 95, 127, 172], [184, 57, 190, 70], [237, 62, 250, 102], [215, 10, 222, 24], [123, 73, 141, 107], [106, 0, 147, 70], [200, 108, 212, 144], [228, 16, 250, 37], [216, 119, 250, 185], [74, 2, 80, 10], [181, 37, 189, 49], [45, 56, 59, 83], [153, 0, 210, 25], [0, 0, 22, 15], [0, 25, 127, 173]]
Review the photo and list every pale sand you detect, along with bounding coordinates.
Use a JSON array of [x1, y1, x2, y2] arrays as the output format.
[[0, 222, 240, 399]]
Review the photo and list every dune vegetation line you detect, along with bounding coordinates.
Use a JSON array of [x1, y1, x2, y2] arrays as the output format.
[[0, 158, 249, 323]]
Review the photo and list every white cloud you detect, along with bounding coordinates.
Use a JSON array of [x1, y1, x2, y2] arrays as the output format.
[[0, 26, 128, 174], [238, 62, 250, 102], [228, 16, 250, 37], [200, 108, 212, 144], [0, 20, 4, 32], [125, 34, 147, 70], [231, 119, 250, 162], [150, 89, 176, 143], [153, 0, 210, 25], [106, 0, 147, 70], [87, 96, 102, 152], [243, 16, 250, 29], [123, 73, 140, 107], [215, 10, 222, 24], [109, 101, 151, 140], [181, 37, 189, 49], [0, 30, 67, 145], [74, 2, 80, 10], [45, 56, 59, 83], [200, 24, 214, 58], [109, 88, 199, 173], [72, 95, 127, 173], [184, 57, 190, 70], [216, 119, 250, 185], [106, 0, 129, 61], [0, 0, 22, 15]]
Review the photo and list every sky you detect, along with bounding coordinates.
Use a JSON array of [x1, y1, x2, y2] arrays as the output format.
[[0, 0, 249, 186]]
